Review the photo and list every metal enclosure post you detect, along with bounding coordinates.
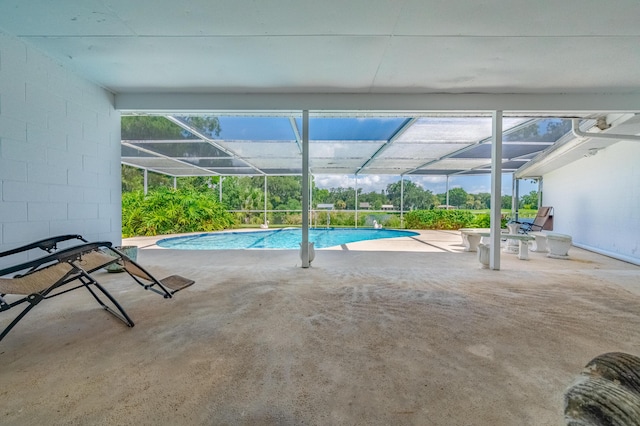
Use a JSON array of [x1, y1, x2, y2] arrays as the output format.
[[143, 169, 148, 195], [446, 176, 449, 208], [173, 177, 177, 189], [219, 176, 223, 202], [355, 175, 358, 228], [400, 177, 404, 227], [490, 111, 503, 271], [309, 175, 313, 228], [538, 179, 543, 208], [301, 111, 310, 268], [512, 175, 519, 222], [264, 175, 268, 226]]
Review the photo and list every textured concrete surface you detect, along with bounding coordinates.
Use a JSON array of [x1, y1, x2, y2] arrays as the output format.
[[1, 230, 639, 425]]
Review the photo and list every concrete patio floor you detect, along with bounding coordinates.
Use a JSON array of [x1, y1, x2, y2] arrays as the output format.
[[1, 230, 640, 425]]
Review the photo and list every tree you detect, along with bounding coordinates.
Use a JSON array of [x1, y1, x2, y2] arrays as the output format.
[[358, 191, 387, 209], [121, 164, 173, 193], [121, 164, 144, 192], [121, 115, 221, 140], [447, 187, 468, 208], [475, 192, 491, 209], [465, 194, 482, 209], [501, 195, 512, 209], [122, 116, 183, 140], [325, 187, 356, 209], [519, 190, 539, 209], [312, 187, 330, 206], [504, 118, 571, 143], [265, 176, 302, 209], [185, 116, 222, 138], [386, 180, 438, 210], [179, 176, 218, 192]]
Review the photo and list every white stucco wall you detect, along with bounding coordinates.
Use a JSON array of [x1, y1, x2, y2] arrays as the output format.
[[0, 30, 121, 263], [543, 140, 640, 265]]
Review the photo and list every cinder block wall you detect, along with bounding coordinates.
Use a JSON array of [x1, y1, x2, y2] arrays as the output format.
[[0, 30, 121, 263]]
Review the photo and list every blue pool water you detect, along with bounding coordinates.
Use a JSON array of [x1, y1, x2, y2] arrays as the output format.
[[157, 228, 419, 250]]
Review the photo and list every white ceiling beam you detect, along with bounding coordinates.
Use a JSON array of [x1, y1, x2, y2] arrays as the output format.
[[116, 93, 640, 114]]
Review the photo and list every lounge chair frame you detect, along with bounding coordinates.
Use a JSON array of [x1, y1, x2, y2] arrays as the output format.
[[0, 242, 135, 343], [0, 234, 87, 258], [1, 234, 194, 299], [1, 235, 194, 343]]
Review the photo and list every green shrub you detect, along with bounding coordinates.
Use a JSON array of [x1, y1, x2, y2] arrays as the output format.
[[404, 209, 476, 230], [122, 188, 235, 237], [284, 213, 302, 225], [385, 215, 402, 228], [471, 213, 508, 228], [329, 211, 355, 226], [313, 211, 356, 227], [473, 213, 491, 228]]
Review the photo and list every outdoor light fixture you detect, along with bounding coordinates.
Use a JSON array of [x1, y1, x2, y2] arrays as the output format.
[[584, 148, 601, 157]]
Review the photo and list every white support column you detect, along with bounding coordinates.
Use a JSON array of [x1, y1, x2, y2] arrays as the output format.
[[446, 176, 450, 208], [143, 169, 148, 195], [219, 176, 223, 202], [264, 175, 268, 226], [538, 179, 543, 208], [490, 111, 503, 271], [355, 175, 358, 228], [400, 177, 404, 227], [512, 174, 519, 222], [309, 175, 313, 228], [301, 111, 310, 268], [173, 176, 177, 190]]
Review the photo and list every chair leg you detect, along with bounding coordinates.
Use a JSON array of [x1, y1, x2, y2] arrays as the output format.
[[0, 293, 43, 342], [79, 274, 135, 328]]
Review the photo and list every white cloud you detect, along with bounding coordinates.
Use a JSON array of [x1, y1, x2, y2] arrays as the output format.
[[313, 173, 537, 196], [314, 174, 398, 193]]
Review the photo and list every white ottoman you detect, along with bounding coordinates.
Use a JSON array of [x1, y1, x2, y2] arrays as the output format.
[[460, 228, 489, 252], [545, 232, 572, 259], [477, 243, 490, 268]]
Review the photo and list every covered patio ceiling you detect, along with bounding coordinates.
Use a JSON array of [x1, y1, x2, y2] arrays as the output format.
[[122, 113, 601, 178], [1, 1, 637, 179]]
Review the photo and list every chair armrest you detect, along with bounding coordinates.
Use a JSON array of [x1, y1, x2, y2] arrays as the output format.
[[0, 234, 87, 258], [0, 241, 112, 277]]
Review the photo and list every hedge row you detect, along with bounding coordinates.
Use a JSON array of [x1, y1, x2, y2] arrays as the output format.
[[122, 188, 235, 237]]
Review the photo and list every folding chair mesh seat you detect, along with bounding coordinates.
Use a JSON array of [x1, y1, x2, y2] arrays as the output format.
[[0, 262, 73, 296], [115, 253, 194, 298]]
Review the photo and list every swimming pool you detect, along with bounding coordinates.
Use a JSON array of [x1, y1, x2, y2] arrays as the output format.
[[157, 228, 419, 250]]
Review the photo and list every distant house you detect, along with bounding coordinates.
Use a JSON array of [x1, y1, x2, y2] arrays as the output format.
[[359, 202, 371, 209], [381, 204, 394, 210], [437, 205, 457, 210]]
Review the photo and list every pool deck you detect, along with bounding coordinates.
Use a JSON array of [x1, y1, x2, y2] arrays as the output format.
[[2, 230, 640, 424]]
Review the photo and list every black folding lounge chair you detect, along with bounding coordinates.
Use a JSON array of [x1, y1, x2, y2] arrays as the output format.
[[510, 206, 554, 234], [1, 234, 195, 299], [0, 242, 135, 343], [0, 236, 194, 343]]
